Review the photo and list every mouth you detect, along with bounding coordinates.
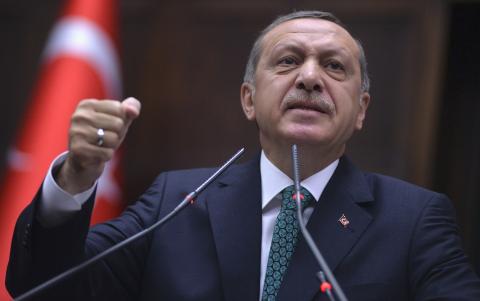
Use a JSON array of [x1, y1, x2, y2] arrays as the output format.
[[286, 102, 329, 115]]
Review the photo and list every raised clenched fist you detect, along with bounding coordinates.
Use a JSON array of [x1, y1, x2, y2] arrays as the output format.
[[57, 97, 141, 194]]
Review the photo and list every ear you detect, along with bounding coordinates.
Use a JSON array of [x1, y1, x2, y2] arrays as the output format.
[[355, 92, 370, 130], [240, 82, 256, 121]]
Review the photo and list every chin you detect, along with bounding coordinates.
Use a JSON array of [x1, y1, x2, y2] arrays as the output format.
[[282, 130, 331, 146]]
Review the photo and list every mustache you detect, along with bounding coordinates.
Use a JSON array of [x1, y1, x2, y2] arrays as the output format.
[[282, 90, 335, 114]]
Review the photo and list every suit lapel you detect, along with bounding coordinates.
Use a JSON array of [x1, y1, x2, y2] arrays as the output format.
[[278, 156, 374, 301], [206, 157, 262, 301]]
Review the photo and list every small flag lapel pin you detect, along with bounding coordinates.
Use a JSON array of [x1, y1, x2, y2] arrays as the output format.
[[338, 214, 350, 228]]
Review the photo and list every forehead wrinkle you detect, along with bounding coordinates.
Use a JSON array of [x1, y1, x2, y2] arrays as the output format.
[[270, 37, 354, 61], [261, 19, 360, 62]]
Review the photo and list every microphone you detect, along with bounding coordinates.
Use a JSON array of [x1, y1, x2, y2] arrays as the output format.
[[291, 144, 348, 301], [14, 147, 245, 301]]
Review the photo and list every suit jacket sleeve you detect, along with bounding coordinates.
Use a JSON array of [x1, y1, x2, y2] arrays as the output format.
[[410, 193, 480, 300], [6, 172, 169, 300]]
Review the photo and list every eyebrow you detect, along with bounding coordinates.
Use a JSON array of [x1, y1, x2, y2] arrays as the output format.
[[270, 41, 305, 56]]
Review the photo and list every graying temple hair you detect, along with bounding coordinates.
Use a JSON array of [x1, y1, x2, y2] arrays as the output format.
[[243, 11, 370, 93]]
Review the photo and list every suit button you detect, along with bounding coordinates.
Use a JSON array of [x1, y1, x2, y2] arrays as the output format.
[[22, 224, 32, 248]]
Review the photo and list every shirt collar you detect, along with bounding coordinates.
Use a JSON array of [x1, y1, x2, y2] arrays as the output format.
[[260, 151, 338, 209]]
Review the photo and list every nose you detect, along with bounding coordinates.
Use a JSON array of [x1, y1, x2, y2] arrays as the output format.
[[295, 60, 323, 92]]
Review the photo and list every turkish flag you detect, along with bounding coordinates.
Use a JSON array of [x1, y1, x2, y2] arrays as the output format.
[[0, 0, 124, 299]]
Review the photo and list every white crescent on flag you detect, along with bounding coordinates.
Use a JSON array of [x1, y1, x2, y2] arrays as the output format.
[[44, 16, 121, 98]]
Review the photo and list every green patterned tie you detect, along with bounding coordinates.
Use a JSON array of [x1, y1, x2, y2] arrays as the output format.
[[262, 185, 313, 301]]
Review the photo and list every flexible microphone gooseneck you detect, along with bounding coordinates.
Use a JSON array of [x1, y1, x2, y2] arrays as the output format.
[[14, 148, 245, 301], [291, 144, 348, 301]]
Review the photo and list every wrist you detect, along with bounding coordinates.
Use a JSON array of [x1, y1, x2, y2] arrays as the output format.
[[55, 156, 104, 194]]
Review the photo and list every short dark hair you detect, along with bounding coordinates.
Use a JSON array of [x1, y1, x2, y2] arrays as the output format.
[[243, 10, 370, 92]]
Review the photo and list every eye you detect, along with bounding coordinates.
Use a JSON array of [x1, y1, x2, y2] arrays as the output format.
[[278, 56, 298, 66], [325, 61, 344, 71], [324, 60, 347, 81]]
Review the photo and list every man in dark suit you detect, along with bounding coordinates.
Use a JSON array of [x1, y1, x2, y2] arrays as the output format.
[[6, 10, 480, 300]]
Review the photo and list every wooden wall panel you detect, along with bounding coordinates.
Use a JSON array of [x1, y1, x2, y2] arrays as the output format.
[[0, 1, 62, 177]]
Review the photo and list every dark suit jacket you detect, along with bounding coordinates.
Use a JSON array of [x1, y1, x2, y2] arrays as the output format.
[[6, 156, 480, 300]]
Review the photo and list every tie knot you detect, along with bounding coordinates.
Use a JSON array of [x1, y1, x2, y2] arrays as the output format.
[[281, 185, 313, 210]]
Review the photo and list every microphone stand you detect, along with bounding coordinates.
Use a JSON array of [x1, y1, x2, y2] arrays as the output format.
[[291, 144, 348, 301], [14, 148, 245, 301]]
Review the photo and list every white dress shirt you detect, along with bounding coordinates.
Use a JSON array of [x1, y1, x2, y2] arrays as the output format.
[[39, 151, 338, 298], [38, 152, 96, 226]]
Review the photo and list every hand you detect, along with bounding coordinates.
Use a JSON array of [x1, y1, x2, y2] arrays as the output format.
[[56, 97, 141, 194]]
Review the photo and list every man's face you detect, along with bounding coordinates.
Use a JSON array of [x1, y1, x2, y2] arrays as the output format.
[[241, 18, 370, 154]]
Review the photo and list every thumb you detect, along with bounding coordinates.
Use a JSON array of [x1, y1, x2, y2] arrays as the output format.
[[121, 97, 141, 125]]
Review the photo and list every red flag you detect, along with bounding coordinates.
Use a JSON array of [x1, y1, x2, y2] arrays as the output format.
[[0, 0, 123, 299]]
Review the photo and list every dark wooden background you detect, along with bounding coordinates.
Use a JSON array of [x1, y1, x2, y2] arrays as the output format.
[[1, 0, 479, 272]]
